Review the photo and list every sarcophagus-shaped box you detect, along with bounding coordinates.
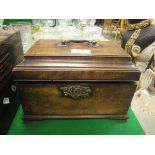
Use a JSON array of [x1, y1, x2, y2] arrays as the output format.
[[13, 40, 140, 120]]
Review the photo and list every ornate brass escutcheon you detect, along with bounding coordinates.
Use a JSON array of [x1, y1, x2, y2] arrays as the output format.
[[60, 85, 92, 99]]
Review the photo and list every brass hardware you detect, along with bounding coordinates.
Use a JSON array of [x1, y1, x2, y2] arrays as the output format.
[[57, 40, 99, 48], [60, 85, 92, 99]]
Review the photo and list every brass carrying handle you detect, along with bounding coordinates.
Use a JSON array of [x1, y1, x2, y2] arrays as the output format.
[[57, 40, 99, 48]]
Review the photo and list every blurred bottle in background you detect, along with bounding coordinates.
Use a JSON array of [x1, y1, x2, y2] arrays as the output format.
[[10, 22, 32, 51]]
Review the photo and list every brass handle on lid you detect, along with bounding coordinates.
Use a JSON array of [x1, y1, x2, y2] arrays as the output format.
[[57, 40, 99, 48]]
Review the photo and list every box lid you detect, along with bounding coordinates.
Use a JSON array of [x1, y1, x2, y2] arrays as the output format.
[[13, 40, 140, 81]]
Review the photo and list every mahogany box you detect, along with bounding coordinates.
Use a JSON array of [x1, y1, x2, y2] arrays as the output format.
[[13, 40, 140, 121]]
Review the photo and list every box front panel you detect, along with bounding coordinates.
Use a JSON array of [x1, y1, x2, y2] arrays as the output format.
[[17, 82, 136, 116]]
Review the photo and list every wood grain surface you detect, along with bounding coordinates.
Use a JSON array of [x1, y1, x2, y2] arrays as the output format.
[[13, 40, 140, 120]]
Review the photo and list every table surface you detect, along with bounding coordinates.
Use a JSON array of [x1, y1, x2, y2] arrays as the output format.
[[7, 104, 144, 135]]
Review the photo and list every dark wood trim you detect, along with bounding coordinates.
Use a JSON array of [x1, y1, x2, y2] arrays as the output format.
[[23, 114, 128, 121]]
